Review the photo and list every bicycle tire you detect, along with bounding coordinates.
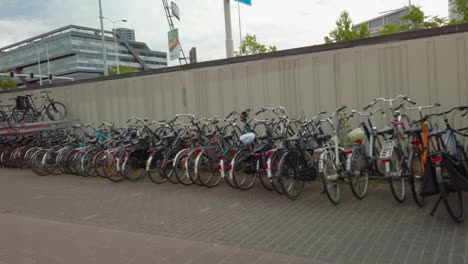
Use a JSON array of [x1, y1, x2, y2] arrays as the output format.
[[161, 149, 179, 184], [268, 151, 284, 194], [320, 153, 340, 205], [232, 149, 257, 190], [387, 149, 406, 203], [174, 149, 194, 185], [436, 166, 464, 223], [408, 148, 425, 207], [44, 102, 67, 121], [278, 151, 305, 200], [121, 149, 147, 182], [348, 147, 369, 200], [196, 149, 222, 188]]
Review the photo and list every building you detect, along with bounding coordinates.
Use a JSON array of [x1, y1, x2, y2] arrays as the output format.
[[114, 28, 136, 41], [355, 7, 410, 36], [449, 0, 461, 21], [0, 25, 167, 87]]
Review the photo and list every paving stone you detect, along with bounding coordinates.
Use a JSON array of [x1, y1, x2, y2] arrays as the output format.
[[0, 168, 466, 264]]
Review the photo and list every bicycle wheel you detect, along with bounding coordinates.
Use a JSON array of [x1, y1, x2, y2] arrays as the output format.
[[186, 149, 203, 186], [267, 151, 285, 194], [121, 149, 147, 182], [93, 151, 107, 178], [232, 149, 257, 190], [387, 149, 406, 203], [43, 150, 60, 175], [30, 150, 50, 176], [278, 151, 305, 200], [436, 166, 464, 223], [196, 149, 222, 188], [320, 153, 340, 205], [222, 149, 238, 188], [103, 153, 124, 182], [0, 111, 6, 124], [7, 110, 25, 129], [161, 149, 179, 184], [223, 124, 242, 145], [44, 102, 67, 121], [174, 149, 193, 185], [348, 147, 369, 199], [258, 158, 274, 191], [147, 156, 167, 184], [409, 148, 425, 207]]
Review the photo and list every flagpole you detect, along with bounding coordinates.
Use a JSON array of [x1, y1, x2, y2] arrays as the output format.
[[238, 0, 242, 55]]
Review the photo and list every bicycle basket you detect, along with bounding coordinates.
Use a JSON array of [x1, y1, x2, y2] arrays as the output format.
[[240, 133, 255, 145], [15, 96, 31, 110]]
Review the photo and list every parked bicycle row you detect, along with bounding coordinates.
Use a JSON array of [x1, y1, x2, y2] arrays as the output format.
[[1, 95, 467, 222], [0, 91, 67, 128]]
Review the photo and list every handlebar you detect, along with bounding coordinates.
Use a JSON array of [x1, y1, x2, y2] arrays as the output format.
[[364, 95, 416, 110], [395, 102, 440, 111]]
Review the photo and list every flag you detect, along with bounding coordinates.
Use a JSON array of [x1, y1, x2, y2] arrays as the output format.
[[235, 0, 251, 6]]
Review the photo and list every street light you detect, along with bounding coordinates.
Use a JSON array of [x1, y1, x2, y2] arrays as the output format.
[[29, 42, 51, 86], [98, 0, 108, 76], [103, 17, 127, 75]]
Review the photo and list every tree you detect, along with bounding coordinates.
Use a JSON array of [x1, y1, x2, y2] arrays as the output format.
[[108, 65, 137, 76], [379, 5, 448, 36], [324, 11, 370, 43], [0, 75, 17, 91], [450, 0, 468, 23], [235, 34, 277, 56]]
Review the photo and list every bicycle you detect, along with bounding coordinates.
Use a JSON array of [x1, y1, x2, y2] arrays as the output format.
[[345, 107, 386, 199], [396, 102, 440, 207], [364, 95, 415, 203], [422, 106, 468, 223], [7, 91, 67, 129]]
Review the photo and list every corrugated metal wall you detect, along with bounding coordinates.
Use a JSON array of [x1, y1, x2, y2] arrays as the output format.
[[1, 31, 468, 127]]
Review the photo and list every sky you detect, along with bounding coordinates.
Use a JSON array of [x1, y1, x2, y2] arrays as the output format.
[[0, 0, 449, 65]]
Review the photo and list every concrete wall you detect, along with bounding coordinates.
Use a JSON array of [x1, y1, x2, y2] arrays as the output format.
[[2, 29, 468, 128]]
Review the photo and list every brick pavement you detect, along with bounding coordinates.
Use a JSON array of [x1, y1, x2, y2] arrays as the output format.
[[0, 168, 467, 264]]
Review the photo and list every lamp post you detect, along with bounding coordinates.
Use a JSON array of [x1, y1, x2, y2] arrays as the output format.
[[98, 0, 108, 76], [103, 17, 127, 75], [29, 42, 43, 86]]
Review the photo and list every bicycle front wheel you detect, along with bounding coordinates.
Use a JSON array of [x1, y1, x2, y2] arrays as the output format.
[[320, 153, 340, 205], [387, 149, 406, 203], [348, 147, 369, 200], [278, 151, 305, 200]]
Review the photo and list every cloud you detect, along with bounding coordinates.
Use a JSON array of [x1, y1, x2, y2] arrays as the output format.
[[0, 18, 51, 48], [0, 0, 450, 64]]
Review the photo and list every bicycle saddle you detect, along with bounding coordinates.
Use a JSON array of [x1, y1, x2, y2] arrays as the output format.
[[377, 126, 394, 135], [404, 126, 422, 135], [316, 134, 332, 141]]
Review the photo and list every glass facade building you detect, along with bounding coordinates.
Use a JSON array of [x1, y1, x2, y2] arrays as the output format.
[[115, 28, 136, 41], [355, 7, 410, 36], [0, 25, 167, 87]]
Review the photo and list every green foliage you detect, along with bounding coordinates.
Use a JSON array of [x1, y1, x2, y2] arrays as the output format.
[[379, 5, 448, 36], [324, 11, 370, 43], [235, 34, 277, 56], [0, 75, 17, 91], [108, 65, 137, 76], [379, 24, 402, 35], [450, 0, 468, 23]]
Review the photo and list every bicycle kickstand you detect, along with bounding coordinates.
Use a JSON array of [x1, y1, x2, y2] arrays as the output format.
[[430, 196, 442, 216]]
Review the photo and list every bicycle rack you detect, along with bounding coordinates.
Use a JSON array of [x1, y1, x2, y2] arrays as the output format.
[[0, 119, 79, 137]]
